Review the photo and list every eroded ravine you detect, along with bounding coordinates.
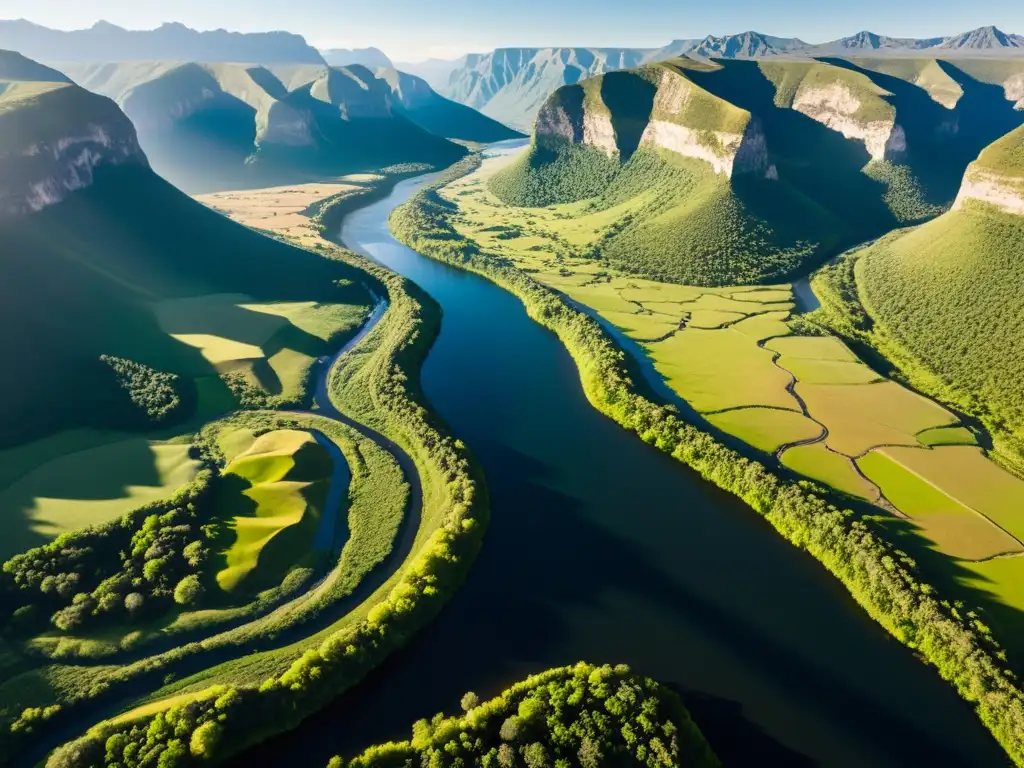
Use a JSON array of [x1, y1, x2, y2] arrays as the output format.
[[245, 169, 1007, 767]]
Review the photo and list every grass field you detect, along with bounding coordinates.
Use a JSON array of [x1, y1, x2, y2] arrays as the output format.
[[0, 437, 199, 561], [780, 443, 879, 501], [213, 430, 332, 594], [706, 407, 823, 454], [858, 450, 1021, 560]]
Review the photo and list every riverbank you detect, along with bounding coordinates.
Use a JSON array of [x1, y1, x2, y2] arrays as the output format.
[[15, 169, 490, 768], [389, 153, 1024, 766]]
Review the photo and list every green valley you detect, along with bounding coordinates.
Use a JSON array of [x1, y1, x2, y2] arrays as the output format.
[[4, 7, 1024, 768]]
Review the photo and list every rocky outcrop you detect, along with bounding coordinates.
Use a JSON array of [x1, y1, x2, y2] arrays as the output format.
[[1005, 73, 1024, 110], [0, 84, 148, 220], [792, 84, 904, 161], [954, 168, 1024, 215]]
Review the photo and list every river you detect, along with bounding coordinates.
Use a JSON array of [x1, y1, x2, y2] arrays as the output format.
[[245, 165, 1005, 767]]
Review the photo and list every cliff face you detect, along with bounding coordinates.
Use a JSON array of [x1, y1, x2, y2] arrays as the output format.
[[953, 125, 1024, 214], [791, 82, 905, 162], [534, 66, 774, 179], [0, 81, 148, 220]]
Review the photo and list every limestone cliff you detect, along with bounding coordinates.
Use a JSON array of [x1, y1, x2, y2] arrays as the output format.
[[953, 125, 1024, 215], [533, 65, 776, 179], [0, 78, 147, 220], [791, 82, 905, 161]]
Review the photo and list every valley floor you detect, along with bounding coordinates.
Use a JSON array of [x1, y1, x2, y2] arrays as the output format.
[[437, 147, 1024, 656]]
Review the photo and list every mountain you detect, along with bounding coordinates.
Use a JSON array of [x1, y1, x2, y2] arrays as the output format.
[[851, 124, 1024, 460], [937, 25, 1024, 52], [441, 47, 651, 130], [0, 51, 372, 447], [487, 57, 1024, 285], [691, 31, 810, 58], [375, 67, 523, 143], [809, 31, 945, 55], [394, 56, 467, 90], [56, 61, 468, 192], [0, 19, 325, 64], [320, 46, 393, 69]]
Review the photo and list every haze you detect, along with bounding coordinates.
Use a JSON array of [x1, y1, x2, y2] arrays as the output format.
[[6, 0, 1024, 60]]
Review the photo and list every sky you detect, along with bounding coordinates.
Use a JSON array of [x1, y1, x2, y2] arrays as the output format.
[[4, 0, 1024, 62]]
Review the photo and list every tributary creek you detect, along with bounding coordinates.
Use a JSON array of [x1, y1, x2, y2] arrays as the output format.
[[250, 156, 1005, 767]]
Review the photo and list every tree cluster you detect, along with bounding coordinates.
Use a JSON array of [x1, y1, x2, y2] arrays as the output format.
[[100, 355, 185, 425], [336, 663, 719, 768], [2, 472, 214, 635]]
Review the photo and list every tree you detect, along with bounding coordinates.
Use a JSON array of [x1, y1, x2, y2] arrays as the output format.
[[499, 716, 521, 742], [189, 720, 222, 758], [125, 592, 145, 613], [174, 575, 204, 606], [497, 743, 516, 768], [460, 691, 480, 712], [523, 743, 550, 768]]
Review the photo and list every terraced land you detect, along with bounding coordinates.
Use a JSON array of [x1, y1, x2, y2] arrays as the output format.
[[438, 147, 1024, 603]]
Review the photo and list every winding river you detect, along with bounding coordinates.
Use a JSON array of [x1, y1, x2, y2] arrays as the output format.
[[243, 167, 1006, 767]]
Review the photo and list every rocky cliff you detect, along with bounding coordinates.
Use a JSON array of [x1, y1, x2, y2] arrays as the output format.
[[0, 54, 148, 219], [953, 125, 1024, 214], [791, 81, 905, 161], [534, 64, 774, 178]]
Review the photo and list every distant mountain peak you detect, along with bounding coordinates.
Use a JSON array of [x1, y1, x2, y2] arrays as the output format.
[[939, 25, 1024, 50]]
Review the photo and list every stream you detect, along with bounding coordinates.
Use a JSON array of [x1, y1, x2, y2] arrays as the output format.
[[243, 163, 1007, 766]]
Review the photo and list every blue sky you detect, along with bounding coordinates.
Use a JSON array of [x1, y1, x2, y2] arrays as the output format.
[[4, 0, 1023, 61]]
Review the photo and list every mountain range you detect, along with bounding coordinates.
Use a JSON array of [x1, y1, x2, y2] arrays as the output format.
[[0, 19, 325, 64], [437, 26, 1024, 129]]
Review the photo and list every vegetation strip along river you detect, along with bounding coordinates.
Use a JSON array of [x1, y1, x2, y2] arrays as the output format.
[[245, 161, 1006, 767]]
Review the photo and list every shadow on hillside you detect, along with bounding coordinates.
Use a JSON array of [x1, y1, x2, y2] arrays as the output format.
[[683, 60, 898, 242], [818, 57, 1024, 204], [600, 70, 657, 161]]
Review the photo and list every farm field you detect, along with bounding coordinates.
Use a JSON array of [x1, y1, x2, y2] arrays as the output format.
[[437, 148, 1024, 598]]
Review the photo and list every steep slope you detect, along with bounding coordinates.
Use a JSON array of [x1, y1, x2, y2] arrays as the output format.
[[320, 46, 394, 69], [57, 61, 467, 191], [691, 32, 810, 59], [442, 47, 650, 130], [489, 56, 1024, 285], [853, 124, 1024, 459], [376, 67, 523, 142], [0, 55, 371, 446], [0, 19, 324, 64]]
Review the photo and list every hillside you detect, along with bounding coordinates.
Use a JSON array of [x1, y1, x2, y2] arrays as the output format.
[[0, 19, 324, 64], [375, 67, 524, 143], [489, 56, 1024, 284], [441, 47, 650, 130], [56, 61, 468, 192], [848, 125, 1024, 460], [0, 57, 372, 447]]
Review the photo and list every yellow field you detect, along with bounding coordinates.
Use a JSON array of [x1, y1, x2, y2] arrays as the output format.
[[707, 408, 822, 454], [858, 450, 1022, 560], [645, 328, 799, 414], [780, 443, 879, 501], [796, 381, 957, 457], [874, 446, 1024, 545]]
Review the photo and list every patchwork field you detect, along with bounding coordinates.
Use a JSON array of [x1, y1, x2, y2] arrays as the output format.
[[439, 148, 1024, 587], [213, 429, 333, 594]]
